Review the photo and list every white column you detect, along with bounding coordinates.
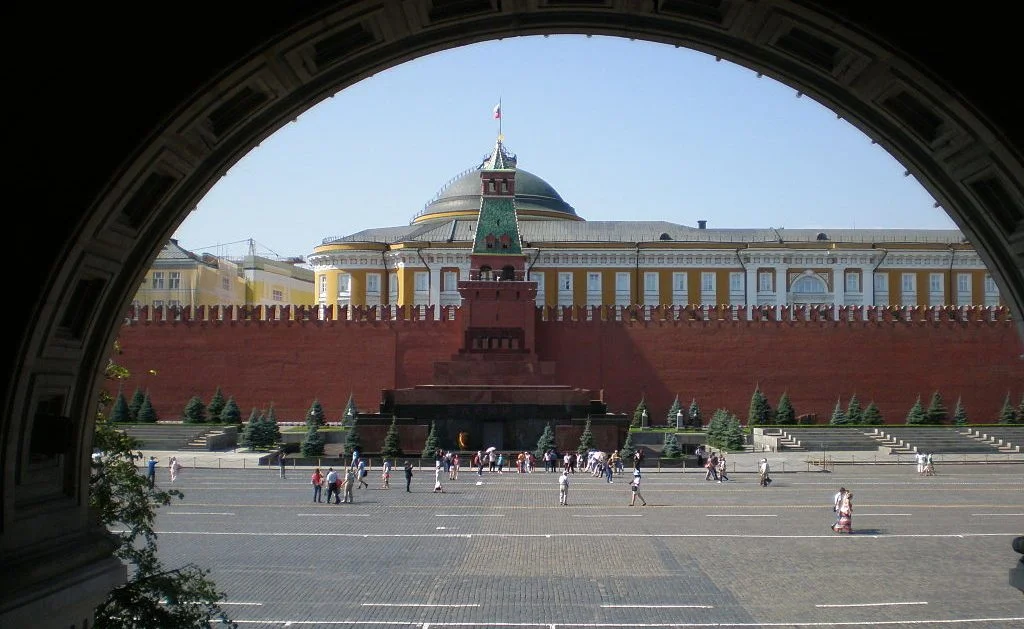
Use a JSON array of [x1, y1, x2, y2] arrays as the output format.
[[861, 266, 875, 306], [745, 267, 757, 314], [775, 266, 788, 307], [429, 266, 442, 318], [833, 265, 847, 316]]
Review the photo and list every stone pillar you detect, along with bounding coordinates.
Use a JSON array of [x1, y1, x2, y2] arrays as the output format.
[[429, 266, 442, 319], [746, 267, 758, 315], [862, 265, 875, 306], [833, 265, 847, 318], [775, 266, 788, 307]]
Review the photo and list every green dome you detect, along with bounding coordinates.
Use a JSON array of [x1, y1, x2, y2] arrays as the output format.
[[413, 167, 579, 223]]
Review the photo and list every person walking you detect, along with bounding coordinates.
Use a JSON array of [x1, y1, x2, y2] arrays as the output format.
[[325, 467, 340, 504], [558, 469, 569, 505], [404, 461, 414, 492], [924, 452, 936, 476], [915, 451, 926, 476], [278, 448, 287, 479], [168, 456, 182, 483], [629, 467, 647, 506], [311, 467, 324, 503], [145, 455, 158, 488], [758, 458, 771, 487], [449, 453, 460, 480], [382, 459, 392, 489], [342, 467, 355, 503], [357, 458, 369, 489], [716, 452, 729, 482], [832, 487, 847, 529], [433, 462, 444, 493], [832, 490, 854, 533]]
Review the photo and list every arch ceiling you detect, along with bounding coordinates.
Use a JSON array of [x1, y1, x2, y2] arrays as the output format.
[[4, 1, 1023, 625]]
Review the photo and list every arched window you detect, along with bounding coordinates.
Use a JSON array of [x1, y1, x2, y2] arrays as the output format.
[[501, 265, 515, 281], [480, 265, 492, 280], [791, 275, 827, 294]]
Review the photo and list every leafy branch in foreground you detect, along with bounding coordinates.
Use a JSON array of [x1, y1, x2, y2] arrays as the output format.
[[90, 345, 236, 629]]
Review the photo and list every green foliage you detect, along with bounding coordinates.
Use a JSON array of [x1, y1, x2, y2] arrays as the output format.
[[724, 414, 745, 451], [306, 399, 327, 429], [829, 398, 848, 426], [110, 391, 131, 423], [619, 431, 636, 462], [534, 423, 556, 459], [241, 409, 260, 449], [666, 395, 682, 427], [747, 386, 771, 426], [1018, 394, 1024, 424], [344, 417, 362, 458], [576, 419, 595, 455], [182, 395, 207, 424], [381, 418, 402, 458], [862, 402, 884, 425], [687, 399, 702, 428], [219, 397, 241, 424], [137, 394, 158, 423], [241, 408, 279, 450], [261, 408, 282, 447], [342, 393, 358, 426], [300, 424, 325, 457], [997, 393, 1019, 424], [952, 397, 969, 426], [706, 408, 729, 448], [846, 394, 863, 425], [265, 403, 278, 425], [774, 392, 795, 425], [926, 391, 948, 425], [905, 395, 927, 425], [207, 387, 226, 421], [660, 432, 682, 458], [420, 421, 438, 459], [632, 397, 648, 427], [129, 387, 146, 422]]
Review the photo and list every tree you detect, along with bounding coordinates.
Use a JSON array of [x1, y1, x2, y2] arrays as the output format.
[[829, 398, 848, 426], [631, 397, 648, 427], [905, 395, 927, 425], [707, 408, 729, 448], [666, 395, 681, 427], [576, 419, 595, 456], [260, 407, 282, 448], [725, 413, 745, 451], [129, 387, 146, 422], [774, 392, 795, 425], [925, 391, 948, 425], [241, 409, 260, 449], [344, 417, 362, 459], [846, 394, 863, 425], [92, 348, 234, 628], [219, 397, 242, 424], [997, 393, 1019, 424], [952, 396, 969, 426], [110, 390, 131, 423], [300, 423, 325, 457], [137, 393, 158, 423], [534, 423, 556, 459], [660, 432, 681, 458], [380, 418, 402, 459], [420, 421, 438, 459], [747, 386, 771, 426], [619, 431, 636, 462], [306, 398, 327, 429], [862, 402, 884, 425], [342, 393, 358, 426], [207, 386, 226, 422], [1016, 393, 1024, 424], [182, 395, 207, 423], [687, 399, 702, 429]]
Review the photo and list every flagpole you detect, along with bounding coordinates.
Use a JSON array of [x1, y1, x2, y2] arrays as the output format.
[[498, 98, 502, 138]]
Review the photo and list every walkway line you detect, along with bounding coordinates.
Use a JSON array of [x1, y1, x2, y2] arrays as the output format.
[[816, 601, 927, 608], [362, 603, 480, 608], [573, 515, 643, 518], [705, 514, 776, 518], [856, 513, 911, 516], [436, 514, 504, 517], [165, 512, 235, 516], [139, 530, 1020, 540], [601, 604, 714, 609], [218, 601, 263, 606], [231, 617, 1024, 627], [971, 513, 1024, 516]]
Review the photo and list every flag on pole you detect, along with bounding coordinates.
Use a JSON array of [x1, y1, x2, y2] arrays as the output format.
[[493, 103, 501, 119]]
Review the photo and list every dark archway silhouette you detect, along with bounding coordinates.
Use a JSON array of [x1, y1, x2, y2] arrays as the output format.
[[5, 2, 1023, 626]]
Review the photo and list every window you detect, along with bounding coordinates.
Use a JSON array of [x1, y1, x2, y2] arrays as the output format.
[[758, 271, 772, 292], [414, 271, 428, 292], [729, 272, 743, 292], [845, 272, 860, 293], [169, 272, 181, 290], [558, 272, 572, 291], [874, 273, 889, 292], [151, 272, 164, 289], [615, 273, 630, 292], [500, 181, 508, 193], [672, 272, 687, 292], [929, 273, 943, 292], [272, 289, 283, 302], [791, 275, 826, 294], [956, 273, 972, 306], [168, 299, 181, 309], [644, 272, 658, 293], [318, 275, 326, 295], [338, 273, 351, 294], [928, 273, 944, 306], [984, 273, 1000, 306], [152, 300, 164, 309], [388, 272, 398, 303], [901, 273, 916, 292], [701, 272, 714, 292], [587, 272, 601, 292], [532, 272, 545, 304], [442, 271, 457, 292], [367, 273, 381, 294]]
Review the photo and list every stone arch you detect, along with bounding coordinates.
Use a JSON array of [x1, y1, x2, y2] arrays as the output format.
[[6, 3, 1024, 625]]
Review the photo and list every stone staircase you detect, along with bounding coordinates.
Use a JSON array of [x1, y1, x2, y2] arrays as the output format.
[[117, 423, 228, 451]]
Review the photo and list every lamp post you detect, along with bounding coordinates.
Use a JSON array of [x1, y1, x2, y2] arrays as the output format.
[[641, 409, 648, 428]]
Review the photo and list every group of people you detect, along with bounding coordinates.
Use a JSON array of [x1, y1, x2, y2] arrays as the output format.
[[831, 486, 854, 533], [145, 455, 182, 487], [557, 461, 647, 506], [915, 451, 936, 476], [698, 448, 731, 482]]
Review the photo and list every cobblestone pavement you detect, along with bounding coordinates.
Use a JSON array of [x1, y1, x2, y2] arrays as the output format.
[[148, 460, 1024, 628]]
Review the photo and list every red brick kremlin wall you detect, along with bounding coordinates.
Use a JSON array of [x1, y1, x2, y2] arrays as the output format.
[[115, 305, 1024, 426]]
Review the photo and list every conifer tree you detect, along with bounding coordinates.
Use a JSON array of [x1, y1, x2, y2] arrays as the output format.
[[129, 387, 146, 422], [576, 419, 595, 456], [747, 386, 771, 426], [1017, 393, 1024, 423], [905, 395, 927, 425], [420, 421, 438, 459], [110, 390, 131, 423], [534, 423, 556, 459], [952, 396, 969, 426], [219, 396, 242, 424], [137, 393, 158, 423], [666, 395, 682, 427], [707, 408, 729, 448], [258, 409, 281, 449], [774, 392, 795, 425], [661, 432, 682, 458], [306, 398, 327, 429], [300, 423, 325, 457], [688, 399, 702, 428], [241, 409, 260, 449], [380, 418, 402, 459], [925, 391, 948, 425], [207, 386, 226, 421], [996, 393, 1019, 424], [829, 398, 848, 425], [619, 431, 636, 462], [725, 413, 745, 450], [265, 403, 278, 426], [342, 393, 358, 426], [846, 394, 863, 424], [182, 395, 207, 423], [632, 397, 648, 427], [862, 402, 884, 425]]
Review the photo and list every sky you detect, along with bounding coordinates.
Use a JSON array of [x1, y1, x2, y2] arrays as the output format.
[[173, 35, 957, 260]]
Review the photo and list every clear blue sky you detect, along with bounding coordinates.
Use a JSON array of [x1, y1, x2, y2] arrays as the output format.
[[173, 35, 956, 259]]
